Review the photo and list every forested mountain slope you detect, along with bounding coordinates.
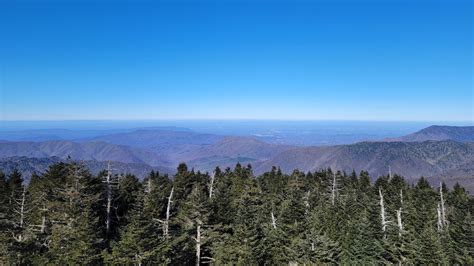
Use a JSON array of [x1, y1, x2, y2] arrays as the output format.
[[255, 140, 474, 182]]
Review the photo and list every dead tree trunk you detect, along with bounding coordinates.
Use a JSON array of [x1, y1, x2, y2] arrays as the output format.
[[103, 162, 116, 235], [397, 189, 403, 237], [155, 187, 174, 238], [271, 211, 277, 229], [379, 188, 388, 238], [304, 190, 311, 215], [208, 171, 215, 199], [437, 183, 448, 232], [164, 187, 174, 238], [439, 182, 447, 228], [106, 170, 112, 233], [331, 173, 337, 206], [437, 203, 442, 231], [11, 186, 27, 242], [191, 223, 214, 265], [195, 224, 201, 266], [19, 186, 26, 228], [40, 215, 46, 233]]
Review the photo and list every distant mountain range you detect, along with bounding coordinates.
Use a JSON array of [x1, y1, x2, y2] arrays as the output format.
[[89, 129, 226, 164], [0, 156, 172, 179], [0, 135, 293, 174], [179, 136, 293, 171], [88, 130, 292, 171], [0, 126, 192, 142], [0, 140, 170, 166], [0, 125, 472, 191], [386, 125, 474, 143]]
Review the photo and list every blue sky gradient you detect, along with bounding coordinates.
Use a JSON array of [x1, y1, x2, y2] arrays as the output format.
[[0, 0, 472, 121]]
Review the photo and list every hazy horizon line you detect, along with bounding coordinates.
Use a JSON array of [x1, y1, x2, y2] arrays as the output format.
[[2, 118, 473, 123]]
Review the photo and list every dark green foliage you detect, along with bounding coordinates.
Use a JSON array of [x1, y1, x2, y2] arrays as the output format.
[[0, 162, 472, 264]]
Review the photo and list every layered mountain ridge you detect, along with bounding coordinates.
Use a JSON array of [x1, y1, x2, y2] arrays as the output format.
[[0, 125, 472, 191]]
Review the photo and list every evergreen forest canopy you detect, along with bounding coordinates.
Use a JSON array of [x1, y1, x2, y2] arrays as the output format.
[[0, 162, 473, 265]]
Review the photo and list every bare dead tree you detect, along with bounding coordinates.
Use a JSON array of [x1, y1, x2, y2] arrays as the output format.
[[195, 223, 202, 266], [38, 215, 46, 234], [13, 186, 26, 229], [439, 182, 447, 228], [330, 173, 340, 206], [437, 182, 448, 232], [154, 186, 174, 238], [18, 186, 26, 228], [208, 171, 215, 199], [271, 211, 277, 229], [163, 186, 173, 238], [103, 162, 118, 235], [304, 190, 311, 215], [397, 189, 404, 237], [11, 185, 31, 242], [379, 188, 389, 238], [437, 203, 443, 231], [191, 222, 215, 265], [105, 163, 113, 234]]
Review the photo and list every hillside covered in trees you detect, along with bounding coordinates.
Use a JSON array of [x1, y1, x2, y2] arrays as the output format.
[[0, 162, 473, 265]]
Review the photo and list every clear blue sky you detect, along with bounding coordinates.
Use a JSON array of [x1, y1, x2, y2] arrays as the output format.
[[0, 0, 472, 121]]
